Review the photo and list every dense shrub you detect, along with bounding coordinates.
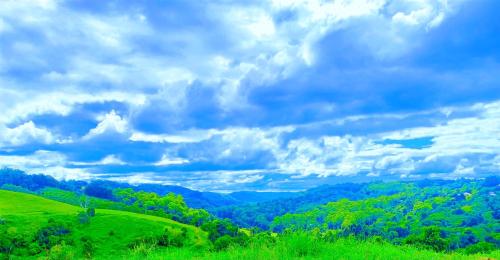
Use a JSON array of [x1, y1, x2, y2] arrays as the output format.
[[80, 236, 95, 258], [404, 227, 449, 252], [158, 227, 188, 247], [77, 212, 91, 225], [213, 235, 234, 251], [35, 220, 72, 250], [463, 242, 497, 254], [48, 242, 74, 260], [84, 183, 113, 200]]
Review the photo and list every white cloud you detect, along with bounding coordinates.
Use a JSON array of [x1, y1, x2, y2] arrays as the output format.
[[130, 130, 216, 144], [0, 150, 66, 168], [106, 173, 168, 185], [124, 99, 500, 179], [0, 150, 92, 180], [83, 110, 128, 139], [72, 154, 126, 166], [0, 0, 467, 117], [0, 89, 146, 125], [154, 155, 189, 166], [129, 99, 493, 180], [99, 154, 126, 165], [272, 100, 500, 178], [274, 136, 378, 177], [233, 174, 264, 184], [0, 121, 58, 147], [0, 18, 11, 33]]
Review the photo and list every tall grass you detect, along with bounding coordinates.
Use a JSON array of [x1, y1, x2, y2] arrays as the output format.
[[128, 233, 500, 260]]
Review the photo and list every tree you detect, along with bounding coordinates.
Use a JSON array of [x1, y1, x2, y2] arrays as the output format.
[[405, 226, 449, 252], [84, 183, 113, 200], [214, 235, 234, 251], [79, 196, 90, 211]]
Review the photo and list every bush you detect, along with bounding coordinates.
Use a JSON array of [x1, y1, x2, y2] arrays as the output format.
[[35, 220, 72, 250], [80, 236, 95, 259], [463, 242, 496, 254], [48, 243, 74, 260], [77, 212, 91, 225], [130, 239, 157, 257], [0, 226, 26, 254], [282, 232, 322, 257], [86, 208, 95, 217], [158, 227, 187, 247], [214, 235, 234, 251], [404, 226, 449, 252]]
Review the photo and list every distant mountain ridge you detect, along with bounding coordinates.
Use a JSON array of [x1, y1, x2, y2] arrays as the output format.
[[0, 168, 297, 209]]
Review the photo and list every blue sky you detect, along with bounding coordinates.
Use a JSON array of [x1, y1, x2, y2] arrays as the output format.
[[0, 0, 499, 192]]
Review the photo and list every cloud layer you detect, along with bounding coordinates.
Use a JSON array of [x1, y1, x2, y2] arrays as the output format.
[[1, 0, 499, 191]]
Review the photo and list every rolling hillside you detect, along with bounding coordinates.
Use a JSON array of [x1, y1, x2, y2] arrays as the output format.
[[0, 190, 208, 258], [1, 187, 498, 259]]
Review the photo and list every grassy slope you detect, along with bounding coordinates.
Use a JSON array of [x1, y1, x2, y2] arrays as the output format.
[[145, 238, 500, 260], [0, 190, 208, 258]]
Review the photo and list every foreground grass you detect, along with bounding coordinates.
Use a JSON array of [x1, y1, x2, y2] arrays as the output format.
[[130, 234, 500, 260]]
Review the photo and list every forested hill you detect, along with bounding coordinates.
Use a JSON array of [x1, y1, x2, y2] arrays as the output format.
[[268, 177, 500, 252], [212, 177, 500, 230]]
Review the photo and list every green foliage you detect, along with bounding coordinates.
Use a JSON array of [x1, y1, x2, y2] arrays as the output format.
[[213, 235, 234, 251], [37, 186, 214, 229], [87, 207, 95, 217], [77, 211, 91, 224], [270, 179, 499, 251], [0, 190, 208, 258], [80, 235, 95, 259], [113, 188, 213, 226], [0, 184, 34, 194], [158, 226, 188, 247], [47, 242, 75, 260], [281, 231, 322, 257], [201, 218, 238, 242], [404, 226, 449, 252], [35, 219, 72, 250], [130, 238, 157, 257], [462, 241, 497, 254]]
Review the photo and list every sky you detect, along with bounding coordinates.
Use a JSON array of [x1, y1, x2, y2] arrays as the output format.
[[0, 0, 499, 192]]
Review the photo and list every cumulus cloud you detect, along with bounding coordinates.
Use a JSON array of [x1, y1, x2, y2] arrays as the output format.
[[0, 0, 466, 117], [270, 100, 500, 178], [130, 99, 500, 182], [0, 89, 146, 125], [83, 110, 129, 139], [0, 150, 92, 180], [0, 121, 55, 147]]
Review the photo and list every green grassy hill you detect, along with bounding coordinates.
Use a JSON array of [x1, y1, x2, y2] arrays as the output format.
[[0, 190, 208, 258]]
